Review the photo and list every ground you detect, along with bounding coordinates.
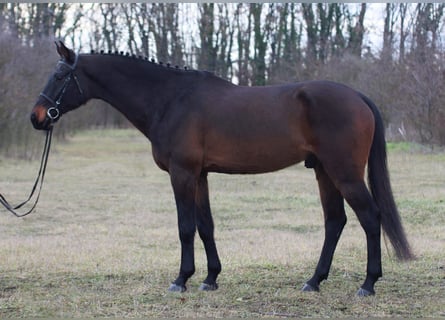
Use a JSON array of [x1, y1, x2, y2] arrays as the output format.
[[0, 129, 444, 317]]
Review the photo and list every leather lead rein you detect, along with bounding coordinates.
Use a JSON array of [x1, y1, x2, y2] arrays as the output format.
[[0, 127, 53, 217]]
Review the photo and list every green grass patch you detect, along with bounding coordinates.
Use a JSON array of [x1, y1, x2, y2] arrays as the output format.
[[386, 141, 414, 152]]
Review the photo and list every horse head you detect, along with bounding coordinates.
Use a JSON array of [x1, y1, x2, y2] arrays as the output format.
[[31, 41, 85, 130]]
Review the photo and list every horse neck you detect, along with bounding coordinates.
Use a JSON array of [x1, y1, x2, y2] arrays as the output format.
[[80, 54, 196, 136]]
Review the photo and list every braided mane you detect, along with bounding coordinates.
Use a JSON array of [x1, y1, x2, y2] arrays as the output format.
[[89, 49, 190, 71]]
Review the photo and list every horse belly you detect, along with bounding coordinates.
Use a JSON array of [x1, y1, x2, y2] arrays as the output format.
[[203, 130, 306, 174]]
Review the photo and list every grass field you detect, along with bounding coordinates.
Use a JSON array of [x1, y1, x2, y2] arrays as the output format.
[[0, 129, 444, 317]]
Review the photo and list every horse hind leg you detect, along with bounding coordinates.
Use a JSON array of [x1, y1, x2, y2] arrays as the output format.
[[321, 155, 382, 296], [338, 179, 382, 296], [303, 162, 347, 292]]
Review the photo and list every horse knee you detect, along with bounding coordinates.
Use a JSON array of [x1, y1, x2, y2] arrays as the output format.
[[179, 227, 196, 243], [326, 214, 347, 229]]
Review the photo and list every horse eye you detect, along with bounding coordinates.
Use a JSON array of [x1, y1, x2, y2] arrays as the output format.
[[55, 71, 67, 80], [54, 65, 70, 80]]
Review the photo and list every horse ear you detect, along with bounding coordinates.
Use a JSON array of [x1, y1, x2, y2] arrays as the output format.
[[55, 41, 75, 63]]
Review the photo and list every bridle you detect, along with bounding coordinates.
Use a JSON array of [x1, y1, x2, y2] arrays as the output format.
[[39, 53, 84, 122]]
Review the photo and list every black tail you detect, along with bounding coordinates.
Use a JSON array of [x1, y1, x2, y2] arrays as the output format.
[[360, 93, 414, 261]]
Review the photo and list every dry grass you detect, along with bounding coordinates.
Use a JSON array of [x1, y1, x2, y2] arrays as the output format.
[[0, 129, 444, 317]]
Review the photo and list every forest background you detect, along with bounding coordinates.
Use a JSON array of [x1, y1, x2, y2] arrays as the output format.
[[0, 3, 444, 158]]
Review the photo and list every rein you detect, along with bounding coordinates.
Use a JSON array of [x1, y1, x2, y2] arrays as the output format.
[[0, 127, 53, 217]]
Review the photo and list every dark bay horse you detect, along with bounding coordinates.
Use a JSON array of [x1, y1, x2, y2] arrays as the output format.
[[31, 41, 413, 296]]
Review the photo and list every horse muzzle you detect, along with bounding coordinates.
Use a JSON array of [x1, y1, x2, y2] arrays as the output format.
[[31, 105, 60, 130]]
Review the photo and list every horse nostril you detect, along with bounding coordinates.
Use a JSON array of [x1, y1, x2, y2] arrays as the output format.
[[30, 113, 39, 129], [30, 112, 45, 130], [30, 113, 37, 125], [31, 105, 47, 124]]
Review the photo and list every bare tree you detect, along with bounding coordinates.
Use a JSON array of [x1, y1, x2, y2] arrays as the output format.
[[398, 3, 411, 62], [99, 4, 123, 52], [381, 3, 396, 62], [134, 3, 151, 57], [331, 4, 347, 57], [149, 4, 183, 64], [214, 4, 235, 80], [346, 3, 367, 57], [250, 3, 269, 85], [121, 4, 138, 55], [412, 3, 444, 62], [235, 3, 251, 85], [268, 3, 304, 83], [197, 3, 217, 71], [0, 3, 68, 44]]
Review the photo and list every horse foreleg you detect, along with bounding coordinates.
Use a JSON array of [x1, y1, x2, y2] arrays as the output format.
[[196, 173, 222, 291], [168, 165, 198, 292], [303, 164, 347, 292]]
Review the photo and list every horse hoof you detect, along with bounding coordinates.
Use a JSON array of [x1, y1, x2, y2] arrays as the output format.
[[301, 283, 319, 292], [168, 283, 186, 293], [356, 287, 375, 297], [199, 282, 218, 291]]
